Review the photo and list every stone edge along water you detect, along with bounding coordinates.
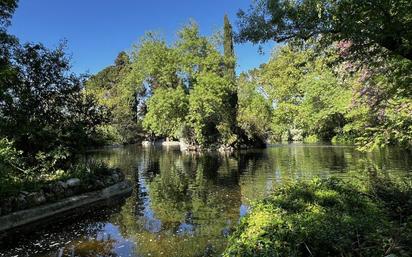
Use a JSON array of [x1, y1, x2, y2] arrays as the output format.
[[0, 180, 133, 236]]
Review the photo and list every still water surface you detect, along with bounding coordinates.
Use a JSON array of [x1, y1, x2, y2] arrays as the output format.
[[1, 144, 411, 257]]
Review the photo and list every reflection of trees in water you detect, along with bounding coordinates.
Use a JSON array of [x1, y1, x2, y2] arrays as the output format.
[[268, 146, 349, 177], [86, 145, 412, 257], [1, 209, 122, 257], [363, 147, 412, 173], [236, 146, 361, 204], [113, 150, 242, 257]]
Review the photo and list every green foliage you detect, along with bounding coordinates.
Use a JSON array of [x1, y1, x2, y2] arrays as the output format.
[[68, 161, 115, 184], [237, 0, 412, 61], [86, 51, 142, 144], [297, 69, 349, 140], [0, 136, 116, 197], [0, 3, 113, 191], [143, 87, 188, 139], [254, 41, 411, 150], [0, 138, 24, 179], [225, 176, 412, 257], [175, 21, 224, 80], [237, 71, 272, 141], [94, 124, 123, 145], [224, 14, 236, 80], [128, 21, 239, 147], [0, 43, 109, 168], [343, 56, 412, 150], [303, 134, 319, 143], [368, 173, 412, 222], [235, 0, 412, 150], [348, 98, 412, 151], [260, 44, 350, 141], [188, 72, 237, 146], [367, 174, 412, 256], [130, 33, 180, 89]]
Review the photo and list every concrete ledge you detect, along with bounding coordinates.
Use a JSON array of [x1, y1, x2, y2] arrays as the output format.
[[161, 141, 181, 147], [0, 180, 132, 235]]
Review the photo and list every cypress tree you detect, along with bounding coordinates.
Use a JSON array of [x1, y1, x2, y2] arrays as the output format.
[[223, 14, 239, 146], [223, 14, 235, 79]]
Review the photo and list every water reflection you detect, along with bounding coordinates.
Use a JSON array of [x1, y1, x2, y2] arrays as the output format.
[[0, 144, 410, 257]]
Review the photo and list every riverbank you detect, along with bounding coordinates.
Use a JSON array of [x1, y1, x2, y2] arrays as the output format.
[[224, 174, 412, 257], [0, 165, 126, 216], [0, 180, 132, 238], [0, 163, 133, 239], [142, 139, 267, 152]]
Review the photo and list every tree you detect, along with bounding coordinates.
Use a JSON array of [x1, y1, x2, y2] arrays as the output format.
[[143, 87, 188, 139], [130, 33, 180, 90], [237, 71, 272, 142], [343, 56, 412, 150], [188, 72, 236, 146], [258, 44, 351, 141], [237, 0, 412, 61], [0, 0, 18, 100], [0, 43, 108, 167], [86, 51, 143, 144], [130, 21, 241, 148], [223, 15, 239, 139], [0, 0, 17, 27], [175, 21, 225, 88], [254, 40, 411, 149], [224, 14, 236, 79]]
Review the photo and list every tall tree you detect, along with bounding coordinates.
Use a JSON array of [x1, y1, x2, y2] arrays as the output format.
[[0, 0, 18, 94], [0, 0, 17, 28], [222, 15, 239, 146], [0, 43, 109, 164], [224, 14, 236, 79], [138, 22, 242, 148], [237, 0, 412, 61], [86, 51, 143, 144]]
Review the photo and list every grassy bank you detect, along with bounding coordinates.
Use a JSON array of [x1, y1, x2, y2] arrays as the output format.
[[224, 173, 412, 257]]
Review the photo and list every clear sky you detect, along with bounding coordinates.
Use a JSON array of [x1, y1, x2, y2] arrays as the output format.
[[9, 0, 275, 75]]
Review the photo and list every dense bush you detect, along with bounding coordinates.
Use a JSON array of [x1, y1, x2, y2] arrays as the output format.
[[0, 1, 111, 184], [224, 176, 412, 257], [0, 43, 109, 160]]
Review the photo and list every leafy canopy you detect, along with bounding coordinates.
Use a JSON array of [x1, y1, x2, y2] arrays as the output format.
[[0, 43, 109, 167], [237, 0, 412, 61], [143, 87, 188, 139], [135, 21, 240, 147]]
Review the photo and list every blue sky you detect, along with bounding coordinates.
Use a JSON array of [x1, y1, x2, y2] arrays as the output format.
[[9, 0, 275, 75]]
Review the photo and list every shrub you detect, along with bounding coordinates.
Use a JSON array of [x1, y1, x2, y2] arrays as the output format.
[[224, 178, 390, 257], [366, 173, 412, 255], [303, 135, 319, 143], [0, 137, 116, 197], [0, 138, 24, 177]]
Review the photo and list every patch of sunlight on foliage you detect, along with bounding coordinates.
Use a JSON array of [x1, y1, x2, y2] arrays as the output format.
[[224, 175, 412, 257], [303, 135, 319, 143]]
